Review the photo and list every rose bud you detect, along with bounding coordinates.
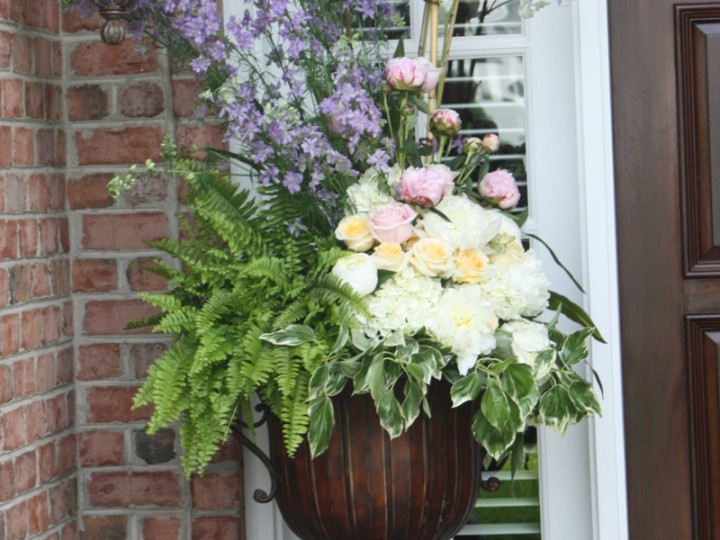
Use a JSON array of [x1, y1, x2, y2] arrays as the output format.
[[367, 203, 417, 243], [478, 169, 521, 210], [429, 108, 461, 138]]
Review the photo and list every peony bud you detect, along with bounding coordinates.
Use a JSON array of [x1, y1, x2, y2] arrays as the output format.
[[463, 137, 483, 155], [482, 134, 500, 153], [385, 57, 429, 92], [429, 109, 461, 138], [478, 169, 521, 210]]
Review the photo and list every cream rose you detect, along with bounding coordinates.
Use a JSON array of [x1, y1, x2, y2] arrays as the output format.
[[335, 215, 374, 252], [372, 243, 405, 271], [454, 249, 490, 283], [501, 319, 553, 380], [410, 238, 454, 277], [489, 235, 525, 267]]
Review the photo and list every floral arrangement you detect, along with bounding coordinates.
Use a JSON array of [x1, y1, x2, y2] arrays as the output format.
[[67, 0, 597, 476]]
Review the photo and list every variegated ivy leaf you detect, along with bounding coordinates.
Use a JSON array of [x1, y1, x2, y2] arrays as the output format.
[[377, 390, 403, 438], [481, 378, 511, 431], [308, 396, 335, 458], [259, 324, 316, 346], [502, 364, 540, 419], [450, 371, 483, 408], [366, 353, 386, 402], [561, 327, 596, 365], [472, 408, 518, 461], [568, 382, 602, 416], [539, 385, 573, 434], [400, 379, 423, 427]]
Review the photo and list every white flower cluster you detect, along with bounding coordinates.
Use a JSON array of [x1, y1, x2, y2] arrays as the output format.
[[332, 167, 551, 376], [518, 0, 571, 18]]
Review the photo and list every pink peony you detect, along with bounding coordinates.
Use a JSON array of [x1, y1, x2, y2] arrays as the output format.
[[478, 169, 521, 210], [385, 57, 428, 92], [399, 165, 455, 208], [416, 58, 442, 93], [368, 203, 417, 243], [429, 108, 461, 137]]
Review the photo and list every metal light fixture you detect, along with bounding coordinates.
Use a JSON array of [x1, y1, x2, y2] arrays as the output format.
[[92, 0, 134, 45]]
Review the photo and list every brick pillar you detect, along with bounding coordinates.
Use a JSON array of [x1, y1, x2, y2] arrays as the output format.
[[62, 5, 244, 540], [0, 0, 78, 538]]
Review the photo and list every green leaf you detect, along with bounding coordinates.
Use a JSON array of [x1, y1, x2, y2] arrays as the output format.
[[548, 291, 606, 343], [401, 379, 424, 427], [408, 95, 430, 114], [568, 382, 602, 416], [561, 327, 595, 365], [308, 397, 335, 457], [325, 364, 348, 396], [450, 372, 483, 407], [377, 390, 403, 438], [260, 324, 316, 346], [539, 385, 573, 434], [393, 38, 405, 58], [428, 207, 451, 222], [525, 232, 586, 293], [367, 353, 386, 402], [471, 408, 516, 461], [502, 364, 540, 419], [308, 365, 329, 400], [510, 433, 526, 479], [481, 378, 511, 431], [376, 269, 396, 289], [508, 208, 529, 227], [532, 349, 556, 379]]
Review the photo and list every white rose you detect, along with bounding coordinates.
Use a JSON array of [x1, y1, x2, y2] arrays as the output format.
[[335, 215, 375, 252], [502, 319, 553, 379], [332, 253, 378, 296]]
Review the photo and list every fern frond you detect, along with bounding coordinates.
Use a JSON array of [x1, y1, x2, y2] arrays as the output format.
[[281, 371, 310, 456]]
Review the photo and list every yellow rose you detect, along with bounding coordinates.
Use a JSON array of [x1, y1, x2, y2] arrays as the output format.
[[454, 249, 489, 283], [410, 238, 454, 277], [372, 242, 404, 271], [335, 215, 374, 252]]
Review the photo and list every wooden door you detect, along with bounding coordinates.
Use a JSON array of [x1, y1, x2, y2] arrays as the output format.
[[610, 1, 720, 538]]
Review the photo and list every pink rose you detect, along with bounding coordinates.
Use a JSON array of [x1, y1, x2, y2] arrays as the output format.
[[385, 57, 428, 92], [429, 108, 462, 137], [368, 203, 417, 243], [400, 165, 455, 208], [478, 169, 521, 210]]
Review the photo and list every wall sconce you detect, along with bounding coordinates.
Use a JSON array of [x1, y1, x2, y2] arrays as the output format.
[[93, 0, 134, 45]]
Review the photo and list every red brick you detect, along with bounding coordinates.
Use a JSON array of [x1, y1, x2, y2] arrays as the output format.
[[59, 216, 69, 253], [128, 257, 168, 292], [79, 430, 125, 466], [55, 129, 66, 166], [47, 174, 65, 211], [20, 308, 43, 351], [43, 305, 62, 345], [86, 386, 152, 423], [173, 79, 203, 117], [70, 39, 158, 76], [51, 258, 71, 296], [0, 313, 20, 356], [27, 492, 49, 536], [191, 517, 242, 540], [2, 78, 24, 118], [0, 127, 11, 167], [19, 218, 38, 257], [4, 173, 26, 213], [66, 85, 108, 121], [74, 127, 163, 166], [57, 347, 73, 387], [57, 434, 76, 477], [0, 29, 12, 69], [120, 81, 165, 118], [27, 174, 48, 211], [83, 299, 160, 336], [142, 516, 181, 540], [23, 0, 42, 28], [26, 81, 44, 119], [131, 343, 167, 378], [1, 407, 27, 450], [67, 174, 113, 209], [37, 442, 56, 483], [36, 352, 56, 393], [46, 84, 62, 122], [34, 37, 53, 77], [177, 124, 226, 157], [9, 263, 31, 304], [43, 0, 60, 32], [12, 358, 35, 399], [0, 220, 18, 259], [15, 450, 37, 493], [0, 460, 15, 503], [37, 128, 56, 166], [32, 263, 52, 298], [61, 520, 79, 540], [122, 175, 169, 207], [82, 212, 169, 250], [88, 471, 182, 507], [39, 217, 59, 255], [191, 472, 242, 510], [0, 268, 7, 307], [77, 343, 122, 381], [13, 126, 35, 167], [80, 515, 127, 540], [5, 500, 28, 540], [26, 400, 47, 442], [12, 33, 31, 74], [72, 259, 117, 293], [45, 393, 69, 434], [49, 482, 70, 525], [62, 300, 73, 337], [0, 364, 10, 405]]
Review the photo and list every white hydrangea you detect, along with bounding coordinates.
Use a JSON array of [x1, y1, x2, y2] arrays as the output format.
[[419, 194, 501, 250], [481, 248, 550, 319], [426, 285, 498, 375], [360, 267, 443, 337], [346, 166, 398, 213]]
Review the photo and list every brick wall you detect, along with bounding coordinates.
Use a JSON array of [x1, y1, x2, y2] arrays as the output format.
[[1, 2, 244, 539], [0, 0, 77, 538]]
